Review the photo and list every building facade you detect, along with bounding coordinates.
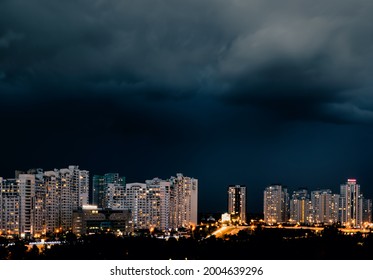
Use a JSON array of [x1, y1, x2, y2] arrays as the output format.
[[309, 189, 339, 225], [0, 178, 20, 236], [290, 189, 310, 224], [340, 179, 363, 227], [124, 174, 197, 231], [1, 166, 90, 237], [18, 174, 36, 237], [72, 205, 132, 235], [67, 165, 89, 210], [125, 182, 149, 229], [169, 173, 198, 229], [2, 169, 198, 237], [264, 185, 289, 224], [227, 185, 246, 224], [145, 178, 172, 230]]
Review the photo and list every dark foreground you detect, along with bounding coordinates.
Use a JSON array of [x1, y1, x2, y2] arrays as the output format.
[[1, 227, 373, 260]]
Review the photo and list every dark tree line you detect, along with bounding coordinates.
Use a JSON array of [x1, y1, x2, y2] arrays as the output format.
[[1, 227, 373, 260]]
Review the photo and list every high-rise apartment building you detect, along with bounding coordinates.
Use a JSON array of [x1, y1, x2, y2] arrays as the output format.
[[0, 178, 20, 236], [125, 179, 172, 230], [340, 179, 363, 227], [2, 169, 199, 236], [67, 165, 89, 210], [125, 182, 151, 229], [44, 171, 60, 233], [34, 167, 90, 234], [18, 173, 36, 237], [145, 178, 171, 230], [264, 185, 289, 224], [227, 185, 246, 224], [59, 169, 74, 231], [125, 174, 197, 231], [309, 189, 339, 225], [290, 189, 310, 224], [1, 166, 90, 237], [170, 173, 198, 229], [33, 176, 46, 236], [40, 169, 74, 233]]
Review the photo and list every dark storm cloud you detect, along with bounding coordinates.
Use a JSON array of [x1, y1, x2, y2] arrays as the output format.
[[216, 1, 373, 123], [0, 0, 233, 97], [2, 0, 373, 124], [3, 0, 373, 212]]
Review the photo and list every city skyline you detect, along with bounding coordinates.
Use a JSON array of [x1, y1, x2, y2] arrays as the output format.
[[1, 167, 199, 236], [1, 165, 372, 241], [1, 165, 372, 214], [2, 0, 373, 215], [264, 179, 372, 226]]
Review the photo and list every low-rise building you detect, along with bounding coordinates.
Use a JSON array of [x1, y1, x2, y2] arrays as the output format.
[[72, 206, 132, 236]]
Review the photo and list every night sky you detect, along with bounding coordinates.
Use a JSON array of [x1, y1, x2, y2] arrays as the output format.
[[2, 0, 373, 213]]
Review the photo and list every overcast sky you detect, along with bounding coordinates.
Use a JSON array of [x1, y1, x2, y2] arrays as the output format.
[[2, 0, 373, 212]]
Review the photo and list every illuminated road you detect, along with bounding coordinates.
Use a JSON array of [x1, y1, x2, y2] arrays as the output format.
[[210, 225, 371, 239], [210, 226, 250, 238], [211, 225, 325, 238]]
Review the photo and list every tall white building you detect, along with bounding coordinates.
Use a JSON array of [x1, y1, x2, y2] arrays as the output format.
[[41, 169, 74, 233], [125, 174, 197, 231], [18, 174, 36, 237], [66, 165, 89, 210], [33, 176, 46, 236], [170, 173, 198, 229], [125, 183, 151, 229], [340, 179, 363, 227], [310, 189, 339, 225], [0, 178, 20, 235], [16, 166, 89, 236], [125, 179, 172, 230], [32, 165, 89, 234], [290, 189, 310, 224], [44, 171, 61, 233], [146, 178, 171, 230], [227, 185, 246, 224], [59, 169, 74, 231], [264, 185, 288, 224]]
